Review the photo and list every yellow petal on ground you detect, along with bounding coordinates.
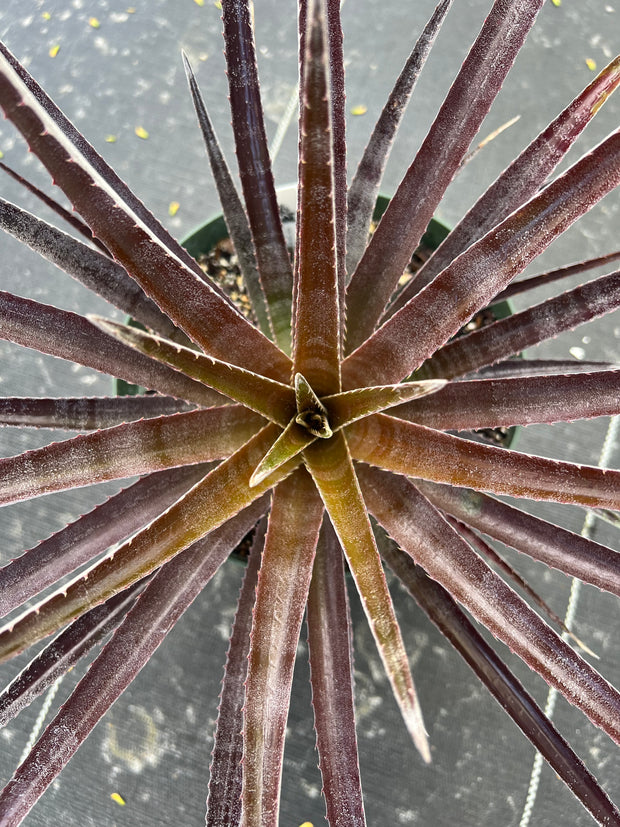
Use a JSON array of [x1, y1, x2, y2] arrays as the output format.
[[586, 58, 597, 71], [89, 17, 101, 28], [168, 201, 180, 217], [134, 126, 149, 140], [551, 0, 561, 6], [110, 792, 126, 806], [299, 823, 313, 827], [49, 44, 60, 58], [350, 104, 367, 116], [42, 11, 51, 20], [105, 135, 117, 143], [194, 0, 205, 5]]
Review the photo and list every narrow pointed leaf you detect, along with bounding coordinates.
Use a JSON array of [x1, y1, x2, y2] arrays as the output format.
[[249, 418, 315, 488], [0, 497, 269, 827], [445, 516, 595, 656], [182, 54, 272, 339], [0, 292, 223, 406], [307, 520, 366, 827], [0, 44, 292, 380], [207, 518, 267, 827], [0, 423, 294, 663], [325, 379, 446, 429], [344, 0, 544, 351], [0, 464, 211, 619], [92, 317, 295, 424], [325, 0, 347, 330], [0, 407, 262, 506], [347, 413, 620, 509], [222, 0, 294, 352], [0, 395, 193, 430], [343, 130, 620, 389], [346, 0, 454, 275], [0, 198, 189, 343], [494, 249, 620, 304], [0, 44, 210, 280], [392, 54, 620, 305], [392, 371, 620, 430], [304, 431, 430, 762], [378, 533, 620, 827], [242, 470, 323, 827], [0, 577, 149, 727], [0, 161, 109, 254], [417, 480, 620, 598], [293, 0, 341, 395], [422, 269, 620, 380], [473, 358, 620, 379], [359, 465, 620, 749]]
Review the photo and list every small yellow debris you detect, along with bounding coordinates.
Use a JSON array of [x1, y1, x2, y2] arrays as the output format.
[[298, 823, 313, 827], [110, 792, 126, 806], [551, 0, 561, 6], [585, 58, 597, 71], [127, 7, 136, 12], [105, 135, 118, 143], [42, 11, 51, 20], [89, 17, 101, 28], [168, 201, 180, 217], [49, 44, 60, 58], [134, 126, 149, 140], [194, 0, 205, 5], [214, 1, 223, 8], [0, 150, 4, 159], [350, 104, 368, 116]]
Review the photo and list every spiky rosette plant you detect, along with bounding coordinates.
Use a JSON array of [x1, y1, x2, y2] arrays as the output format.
[[1, 0, 620, 824]]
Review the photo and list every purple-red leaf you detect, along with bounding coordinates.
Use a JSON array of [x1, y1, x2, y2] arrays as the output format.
[[0, 464, 211, 618], [422, 269, 620, 380], [343, 130, 620, 389], [207, 518, 267, 827], [0, 43, 291, 380], [417, 480, 620, 598], [0, 497, 269, 827], [222, 0, 294, 353], [0, 395, 193, 430], [242, 469, 323, 827], [344, 0, 544, 351], [378, 534, 620, 827], [0, 161, 109, 254], [494, 249, 620, 304], [0, 423, 293, 664], [392, 54, 620, 305], [392, 370, 620, 430], [0, 407, 261, 506], [0, 198, 186, 342], [346, 0, 454, 276], [307, 519, 366, 827], [0, 292, 223, 406], [182, 54, 272, 340], [347, 413, 620, 510], [358, 465, 620, 749], [0, 578, 149, 728], [293, 0, 341, 395]]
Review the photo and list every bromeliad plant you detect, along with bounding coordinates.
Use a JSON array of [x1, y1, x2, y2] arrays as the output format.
[[1, 0, 620, 824]]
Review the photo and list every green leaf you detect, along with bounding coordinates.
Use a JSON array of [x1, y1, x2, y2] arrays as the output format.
[[304, 431, 430, 763]]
